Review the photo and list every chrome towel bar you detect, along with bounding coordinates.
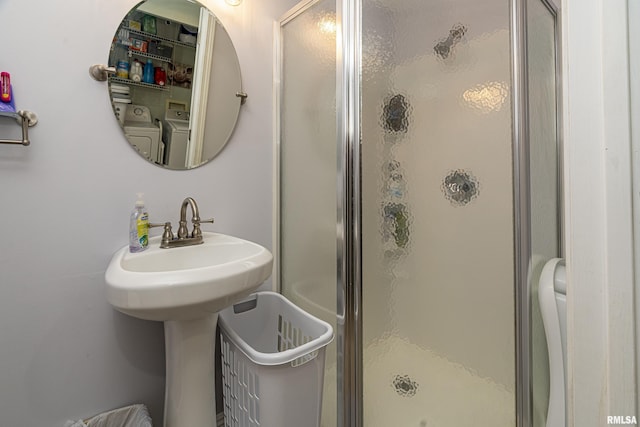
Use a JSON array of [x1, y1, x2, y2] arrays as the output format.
[[0, 110, 38, 146]]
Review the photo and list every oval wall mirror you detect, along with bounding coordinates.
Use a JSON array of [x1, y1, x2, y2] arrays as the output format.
[[107, 0, 243, 170]]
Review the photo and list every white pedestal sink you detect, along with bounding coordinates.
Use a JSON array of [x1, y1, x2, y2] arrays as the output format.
[[105, 232, 273, 427]]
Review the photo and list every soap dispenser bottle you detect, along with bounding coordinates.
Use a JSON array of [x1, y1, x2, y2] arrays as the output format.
[[129, 193, 149, 253]]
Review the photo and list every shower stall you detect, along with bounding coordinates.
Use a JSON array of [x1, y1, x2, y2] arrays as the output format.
[[276, 0, 561, 425]]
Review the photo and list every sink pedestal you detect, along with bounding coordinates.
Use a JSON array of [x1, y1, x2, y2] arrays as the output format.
[[105, 232, 274, 426], [164, 314, 218, 427]]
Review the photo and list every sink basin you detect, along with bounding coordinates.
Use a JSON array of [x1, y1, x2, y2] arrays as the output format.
[[105, 231, 273, 427], [106, 232, 273, 321]]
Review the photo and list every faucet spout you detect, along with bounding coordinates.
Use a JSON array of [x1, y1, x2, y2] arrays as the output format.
[[151, 197, 213, 249], [178, 197, 200, 238]]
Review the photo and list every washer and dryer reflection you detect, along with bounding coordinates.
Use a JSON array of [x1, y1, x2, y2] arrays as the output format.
[[123, 105, 163, 164], [114, 99, 191, 168], [163, 109, 190, 169]]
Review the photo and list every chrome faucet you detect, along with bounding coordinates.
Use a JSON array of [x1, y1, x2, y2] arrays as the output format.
[[150, 197, 214, 248]]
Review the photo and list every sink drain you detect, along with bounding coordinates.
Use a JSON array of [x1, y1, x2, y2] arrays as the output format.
[[392, 374, 418, 397]]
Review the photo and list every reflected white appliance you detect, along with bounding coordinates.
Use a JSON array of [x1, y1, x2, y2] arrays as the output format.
[[124, 105, 162, 164], [110, 84, 131, 126], [163, 109, 190, 169], [539, 258, 567, 427]]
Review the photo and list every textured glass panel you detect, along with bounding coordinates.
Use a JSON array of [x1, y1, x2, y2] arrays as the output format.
[[527, 2, 559, 427], [279, 2, 337, 426], [361, 0, 516, 425]]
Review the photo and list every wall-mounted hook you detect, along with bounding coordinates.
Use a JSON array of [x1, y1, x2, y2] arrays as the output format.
[[89, 64, 116, 82], [236, 91, 248, 105]]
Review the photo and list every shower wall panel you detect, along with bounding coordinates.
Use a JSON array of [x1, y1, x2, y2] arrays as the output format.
[[278, 2, 338, 426], [280, 3, 337, 312]]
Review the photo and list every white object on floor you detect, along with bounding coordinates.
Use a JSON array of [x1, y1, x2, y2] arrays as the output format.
[[219, 291, 334, 427]]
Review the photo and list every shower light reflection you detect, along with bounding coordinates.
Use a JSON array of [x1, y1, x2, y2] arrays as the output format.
[[318, 16, 337, 34], [462, 81, 509, 113]]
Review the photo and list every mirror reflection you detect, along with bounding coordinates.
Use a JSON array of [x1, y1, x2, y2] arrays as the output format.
[[108, 0, 243, 170]]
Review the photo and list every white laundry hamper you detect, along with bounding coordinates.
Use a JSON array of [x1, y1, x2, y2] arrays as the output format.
[[219, 291, 334, 427]]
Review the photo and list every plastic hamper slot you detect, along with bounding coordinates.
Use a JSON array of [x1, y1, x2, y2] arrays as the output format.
[[219, 291, 333, 427]]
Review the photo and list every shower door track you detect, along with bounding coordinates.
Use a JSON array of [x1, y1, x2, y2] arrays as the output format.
[[511, 0, 533, 425], [336, 0, 362, 424]]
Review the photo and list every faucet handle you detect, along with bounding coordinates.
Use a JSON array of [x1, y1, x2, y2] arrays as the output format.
[[192, 217, 214, 238], [177, 220, 189, 239], [150, 222, 174, 246]]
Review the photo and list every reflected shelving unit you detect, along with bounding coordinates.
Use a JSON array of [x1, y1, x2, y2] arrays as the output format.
[[0, 110, 38, 146], [109, 76, 169, 91], [124, 27, 196, 49], [109, 24, 197, 93]]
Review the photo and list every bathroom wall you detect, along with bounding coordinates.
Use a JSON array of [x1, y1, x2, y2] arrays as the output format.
[[0, 0, 297, 425]]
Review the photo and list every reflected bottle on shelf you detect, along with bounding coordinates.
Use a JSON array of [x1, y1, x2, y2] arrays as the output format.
[[142, 59, 154, 84], [116, 60, 129, 79], [130, 60, 143, 82], [154, 67, 167, 86]]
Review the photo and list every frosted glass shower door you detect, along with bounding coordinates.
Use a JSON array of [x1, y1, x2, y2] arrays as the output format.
[[278, 2, 338, 426], [360, 0, 516, 425]]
